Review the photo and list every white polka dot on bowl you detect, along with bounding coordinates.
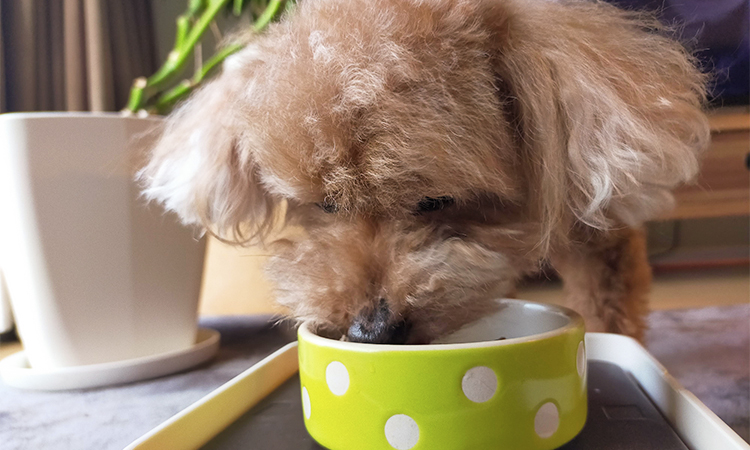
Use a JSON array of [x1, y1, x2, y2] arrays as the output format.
[[302, 386, 311, 420], [461, 366, 498, 403], [535, 402, 560, 439], [384, 414, 420, 450], [325, 361, 349, 396]]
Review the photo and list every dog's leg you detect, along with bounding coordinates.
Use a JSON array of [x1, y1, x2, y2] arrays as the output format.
[[552, 227, 651, 340]]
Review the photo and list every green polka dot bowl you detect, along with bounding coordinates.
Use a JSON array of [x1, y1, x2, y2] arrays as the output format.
[[297, 299, 588, 450]]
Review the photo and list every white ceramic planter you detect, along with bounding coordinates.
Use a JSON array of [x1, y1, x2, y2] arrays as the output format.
[[0, 269, 12, 334], [0, 113, 206, 370]]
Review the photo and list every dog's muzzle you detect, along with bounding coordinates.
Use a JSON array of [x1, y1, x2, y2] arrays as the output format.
[[346, 298, 411, 344]]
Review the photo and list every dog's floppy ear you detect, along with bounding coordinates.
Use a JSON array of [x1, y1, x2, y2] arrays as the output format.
[[489, 1, 710, 243], [138, 66, 276, 244]]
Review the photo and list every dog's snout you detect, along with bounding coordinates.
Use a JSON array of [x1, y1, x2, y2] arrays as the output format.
[[346, 299, 410, 344]]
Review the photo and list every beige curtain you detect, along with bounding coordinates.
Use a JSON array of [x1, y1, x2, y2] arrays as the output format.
[[0, 0, 156, 113]]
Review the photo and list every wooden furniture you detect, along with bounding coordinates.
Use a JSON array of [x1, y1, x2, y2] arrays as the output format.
[[199, 238, 279, 316], [661, 107, 750, 220]]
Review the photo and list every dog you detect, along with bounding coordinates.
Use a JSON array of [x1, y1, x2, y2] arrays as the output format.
[[139, 0, 710, 344]]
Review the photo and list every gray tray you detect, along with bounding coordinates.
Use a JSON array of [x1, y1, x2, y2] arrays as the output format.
[[127, 334, 750, 450], [203, 361, 685, 449]]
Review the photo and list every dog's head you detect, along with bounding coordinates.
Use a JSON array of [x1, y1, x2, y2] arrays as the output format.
[[141, 0, 709, 343]]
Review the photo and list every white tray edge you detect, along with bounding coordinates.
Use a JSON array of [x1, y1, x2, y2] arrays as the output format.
[[124, 341, 299, 450], [586, 332, 750, 450]]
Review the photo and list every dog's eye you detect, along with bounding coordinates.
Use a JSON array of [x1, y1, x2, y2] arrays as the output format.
[[317, 198, 339, 214], [416, 196, 455, 213]]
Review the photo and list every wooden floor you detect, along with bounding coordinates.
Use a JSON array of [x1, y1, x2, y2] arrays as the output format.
[[518, 266, 750, 311]]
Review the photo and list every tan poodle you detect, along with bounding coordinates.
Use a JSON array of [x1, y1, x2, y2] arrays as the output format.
[[140, 0, 710, 343]]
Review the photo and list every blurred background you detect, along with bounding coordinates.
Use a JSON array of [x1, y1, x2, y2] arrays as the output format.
[[0, 1, 747, 444], [0, 0, 747, 317]]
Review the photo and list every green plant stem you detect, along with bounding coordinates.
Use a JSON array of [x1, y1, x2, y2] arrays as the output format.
[[253, 0, 284, 31], [126, 0, 290, 114], [151, 0, 287, 114], [175, 15, 190, 48], [233, 0, 244, 16], [189, 0, 207, 16], [152, 43, 243, 113], [126, 0, 232, 112]]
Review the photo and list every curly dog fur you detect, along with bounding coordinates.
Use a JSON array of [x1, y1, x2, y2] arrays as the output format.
[[140, 0, 710, 343]]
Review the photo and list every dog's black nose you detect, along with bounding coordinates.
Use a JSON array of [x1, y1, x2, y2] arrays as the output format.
[[347, 299, 410, 344]]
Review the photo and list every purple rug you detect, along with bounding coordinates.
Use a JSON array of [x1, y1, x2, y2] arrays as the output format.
[[646, 304, 750, 442]]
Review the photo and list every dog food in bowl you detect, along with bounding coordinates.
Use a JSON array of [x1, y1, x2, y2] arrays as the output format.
[[297, 298, 587, 450]]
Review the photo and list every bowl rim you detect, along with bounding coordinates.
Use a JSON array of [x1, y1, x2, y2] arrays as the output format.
[[298, 298, 584, 352]]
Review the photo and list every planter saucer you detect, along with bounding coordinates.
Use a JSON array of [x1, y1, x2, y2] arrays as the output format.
[[0, 328, 220, 391]]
